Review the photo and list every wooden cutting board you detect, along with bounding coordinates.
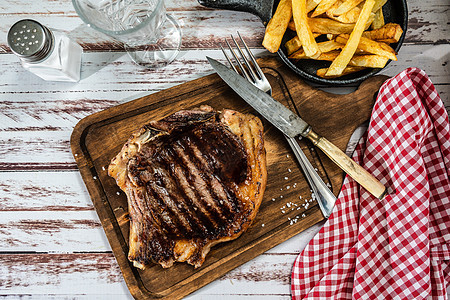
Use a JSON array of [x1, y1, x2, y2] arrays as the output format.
[[70, 57, 388, 300]]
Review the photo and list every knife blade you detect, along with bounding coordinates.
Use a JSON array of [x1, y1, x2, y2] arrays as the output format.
[[207, 57, 387, 200]]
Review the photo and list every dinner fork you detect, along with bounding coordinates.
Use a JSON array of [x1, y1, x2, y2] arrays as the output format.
[[220, 33, 336, 218]]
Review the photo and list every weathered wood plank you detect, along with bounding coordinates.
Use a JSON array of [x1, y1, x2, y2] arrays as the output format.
[[0, 211, 109, 252], [0, 253, 296, 297], [0, 0, 448, 53], [0, 45, 447, 97], [0, 171, 92, 211]]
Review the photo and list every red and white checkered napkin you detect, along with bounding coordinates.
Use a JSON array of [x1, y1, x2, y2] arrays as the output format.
[[291, 68, 450, 299]]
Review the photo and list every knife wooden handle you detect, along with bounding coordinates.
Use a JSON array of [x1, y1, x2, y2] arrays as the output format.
[[305, 128, 387, 199]]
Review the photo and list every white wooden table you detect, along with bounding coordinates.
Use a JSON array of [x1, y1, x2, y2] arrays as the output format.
[[1, 0, 448, 298]]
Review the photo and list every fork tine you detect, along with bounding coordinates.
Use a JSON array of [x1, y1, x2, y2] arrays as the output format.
[[231, 34, 258, 83], [237, 32, 264, 81], [225, 39, 252, 82], [220, 44, 239, 74]]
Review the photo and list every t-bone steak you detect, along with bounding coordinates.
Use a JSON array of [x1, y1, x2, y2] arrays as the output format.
[[108, 105, 267, 268]]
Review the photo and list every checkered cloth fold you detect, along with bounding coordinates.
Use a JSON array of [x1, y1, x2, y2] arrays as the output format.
[[291, 68, 450, 299]]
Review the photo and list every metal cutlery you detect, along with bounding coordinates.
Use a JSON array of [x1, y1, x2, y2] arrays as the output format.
[[207, 56, 387, 201], [218, 33, 337, 218]]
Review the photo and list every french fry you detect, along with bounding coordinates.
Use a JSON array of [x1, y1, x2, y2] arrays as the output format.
[[325, 0, 375, 76], [327, 4, 362, 23], [336, 33, 397, 60], [317, 66, 366, 77], [349, 54, 389, 67], [265, 0, 401, 79], [372, 0, 387, 13], [291, 50, 341, 60], [285, 33, 321, 55], [362, 23, 403, 42], [262, 0, 292, 53], [332, 0, 364, 16], [288, 14, 374, 34], [289, 41, 344, 59], [311, 0, 340, 17], [307, 0, 322, 12], [371, 8, 384, 29], [292, 0, 321, 58]]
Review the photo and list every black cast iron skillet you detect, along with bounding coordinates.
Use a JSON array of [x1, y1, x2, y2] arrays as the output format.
[[198, 0, 408, 85]]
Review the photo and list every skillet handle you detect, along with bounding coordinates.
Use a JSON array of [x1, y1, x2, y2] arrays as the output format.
[[197, 0, 275, 23]]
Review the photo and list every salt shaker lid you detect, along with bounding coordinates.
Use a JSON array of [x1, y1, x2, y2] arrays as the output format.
[[7, 19, 53, 63]]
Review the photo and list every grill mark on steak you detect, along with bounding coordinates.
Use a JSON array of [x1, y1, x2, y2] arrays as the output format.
[[184, 135, 240, 219], [172, 141, 230, 231], [156, 148, 211, 237], [168, 149, 221, 235], [152, 164, 196, 236]]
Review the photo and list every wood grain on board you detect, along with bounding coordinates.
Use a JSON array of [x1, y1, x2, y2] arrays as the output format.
[[70, 57, 387, 299]]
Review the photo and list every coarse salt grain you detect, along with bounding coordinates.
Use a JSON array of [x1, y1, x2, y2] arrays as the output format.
[[116, 192, 120, 195], [261, 224, 265, 227], [286, 186, 290, 189], [93, 176, 97, 180], [288, 169, 292, 172], [284, 177, 288, 180], [102, 166, 106, 171]]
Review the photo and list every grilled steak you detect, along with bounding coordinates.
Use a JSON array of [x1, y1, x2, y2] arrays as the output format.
[[108, 105, 267, 269]]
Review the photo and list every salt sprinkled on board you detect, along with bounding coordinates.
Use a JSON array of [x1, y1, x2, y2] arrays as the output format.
[[271, 198, 276, 201], [284, 177, 288, 180], [116, 192, 120, 195], [93, 176, 97, 180], [286, 186, 290, 190], [288, 169, 292, 172], [261, 224, 265, 227]]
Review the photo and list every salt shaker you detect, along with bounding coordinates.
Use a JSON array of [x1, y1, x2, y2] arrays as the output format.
[[7, 19, 83, 82]]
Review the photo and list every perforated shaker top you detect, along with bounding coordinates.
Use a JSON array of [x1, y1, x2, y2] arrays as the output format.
[[7, 19, 53, 62]]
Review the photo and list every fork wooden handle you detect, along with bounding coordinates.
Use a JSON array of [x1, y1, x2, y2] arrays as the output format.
[[305, 128, 387, 199]]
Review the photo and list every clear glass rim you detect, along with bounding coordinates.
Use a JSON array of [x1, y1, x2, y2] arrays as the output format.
[[72, 0, 165, 36]]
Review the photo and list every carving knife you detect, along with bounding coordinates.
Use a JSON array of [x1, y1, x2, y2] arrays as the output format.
[[207, 57, 387, 201]]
